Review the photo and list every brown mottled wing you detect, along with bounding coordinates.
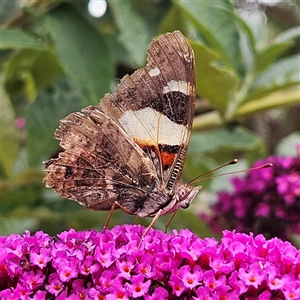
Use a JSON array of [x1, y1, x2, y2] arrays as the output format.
[[44, 109, 159, 212], [44, 31, 195, 212], [97, 31, 196, 190]]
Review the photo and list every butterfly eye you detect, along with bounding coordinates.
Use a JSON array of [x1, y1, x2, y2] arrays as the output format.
[[177, 187, 189, 202], [178, 188, 186, 198]]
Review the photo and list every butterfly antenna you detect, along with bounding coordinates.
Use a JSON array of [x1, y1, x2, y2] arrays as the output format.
[[187, 159, 238, 184], [188, 159, 273, 185]]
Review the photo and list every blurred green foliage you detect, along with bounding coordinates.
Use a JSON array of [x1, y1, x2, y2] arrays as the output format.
[[1, 0, 299, 238]]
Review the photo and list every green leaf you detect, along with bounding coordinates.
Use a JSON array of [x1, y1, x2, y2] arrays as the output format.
[[20, 70, 37, 101], [192, 110, 223, 131], [238, 28, 256, 75], [0, 77, 20, 178], [32, 51, 62, 87], [275, 25, 300, 43], [256, 41, 295, 73], [175, 0, 240, 71], [159, 5, 189, 34], [108, 1, 151, 67], [240, 10, 267, 46], [5, 49, 40, 101], [188, 126, 265, 156], [0, 29, 46, 50], [236, 86, 299, 118], [46, 4, 113, 106], [255, 25, 300, 73], [0, 217, 39, 235], [184, 126, 265, 190], [5, 49, 62, 102], [26, 77, 83, 167], [192, 40, 240, 116], [246, 54, 300, 101], [1, 170, 44, 214]]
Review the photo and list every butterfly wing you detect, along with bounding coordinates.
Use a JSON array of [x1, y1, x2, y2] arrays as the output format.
[[44, 31, 195, 214], [44, 109, 159, 213], [98, 31, 196, 190]]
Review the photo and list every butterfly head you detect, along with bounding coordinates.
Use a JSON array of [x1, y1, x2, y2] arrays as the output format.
[[158, 183, 201, 216], [174, 182, 201, 210]]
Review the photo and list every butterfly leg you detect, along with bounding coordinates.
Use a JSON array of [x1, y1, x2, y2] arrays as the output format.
[[134, 215, 139, 225], [138, 209, 163, 249], [164, 211, 177, 233], [103, 201, 134, 230]]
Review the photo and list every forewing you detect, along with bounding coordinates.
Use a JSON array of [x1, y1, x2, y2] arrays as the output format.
[[98, 31, 196, 189]]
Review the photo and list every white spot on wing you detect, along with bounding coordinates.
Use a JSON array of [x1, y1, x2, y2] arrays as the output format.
[[163, 80, 190, 95], [149, 67, 160, 77], [119, 107, 187, 146]]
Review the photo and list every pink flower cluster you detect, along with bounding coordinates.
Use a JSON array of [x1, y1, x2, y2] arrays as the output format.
[[1, 225, 299, 299], [203, 155, 300, 241]]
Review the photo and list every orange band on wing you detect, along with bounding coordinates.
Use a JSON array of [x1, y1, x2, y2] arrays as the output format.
[[160, 151, 176, 168]]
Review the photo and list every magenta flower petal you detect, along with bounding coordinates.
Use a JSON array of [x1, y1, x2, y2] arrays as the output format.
[[145, 287, 169, 300], [19, 270, 45, 291], [116, 255, 135, 280], [32, 290, 47, 300], [238, 264, 265, 289], [0, 225, 299, 298], [134, 253, 156, 278], [169, 274, 185, 296], [179, 265, 203, 289], [194, 286, 218, 299], [30, 248, 51, 269], [203, 269, 226, 290], [282, 281, 300, 299], [203, 154, 300, 241], [56, 259, 78, 282], [105, 279, 129, 300], [125, 274, 151, 298], [45, 273, 64, 296]]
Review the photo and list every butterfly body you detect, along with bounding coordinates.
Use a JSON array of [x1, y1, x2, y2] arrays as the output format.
[[44, 31, 199, 219]]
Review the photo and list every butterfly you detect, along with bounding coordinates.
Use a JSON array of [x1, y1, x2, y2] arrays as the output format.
[[44, 31, 200, 232]]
